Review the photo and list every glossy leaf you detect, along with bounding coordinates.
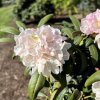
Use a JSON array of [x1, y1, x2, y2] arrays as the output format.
[[85, 38, 93, 47], [16, 21, 27, 29], [85, 70, 100, 87], [78, 52, 87, 74], [74, 36, 83, 45], [63, 59, 73, 74], [37, 14, 53, 28], [68, 49, 75, 63], [0, 38, 15, 42], [89, 44, 98, 66], [68, 89, 81, 100], [37, 91, 48, 98], [24, 66, 32, 76], [28, 70, 45, 99], [56, 87, 68, 100], [0, 27, 20, 35], [61, 28, 73, 39], [50, 82, 61, 100], [69, 15, 81, 31]]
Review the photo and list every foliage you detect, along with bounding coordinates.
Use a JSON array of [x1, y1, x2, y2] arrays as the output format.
[[1, 14, 100, 100], [12, 0, 79, 21], [77, 0, 100, 16], [0, 5, 14, 37], [12, 0, 55, 21]]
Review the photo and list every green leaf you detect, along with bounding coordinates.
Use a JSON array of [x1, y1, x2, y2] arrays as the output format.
[[69, 15, 81, 31], [24, 66, 32, 76], [91, 93, 95, 98], [68, 89, 81, 100], [0, 27, 20, 35], [0, 38, 15, 42], [20, 57, 23, 62], [89, 44, 98, 66], [85, 38, 93, 47], [28, 70, 45, 99], [37, 14, 53, 28], [68, 49, 75, 64], [63, 59, 73, 74], [37, 91, 48, 98], [16, 21, 27, 29], [62, 21, 73, 28], [0, 32, 8, 38], [78, 52, 87, 74], [61, 28, 73, 39], [74, 36, 83, 45], [12, 53, 16, 59], [85, 70, 100, 87], [56, 87, 68, 100], [50, 74, 66, 100], [83, 87, 92, 93]]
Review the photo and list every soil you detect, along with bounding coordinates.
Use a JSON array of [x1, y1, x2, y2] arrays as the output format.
[[0, 14, 83, 100]]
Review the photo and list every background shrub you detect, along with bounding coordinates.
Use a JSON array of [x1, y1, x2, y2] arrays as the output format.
[[12, 0, 79, 21]]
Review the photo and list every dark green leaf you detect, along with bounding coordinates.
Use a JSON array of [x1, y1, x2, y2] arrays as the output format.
[[61, 28, 73, 39], [37, 91, 48, 98], [0, 27, 20, 35], [37, 14, 53, 28], [85, 38, 93, 47], [0, 38, 15, 42], [85, 70, 100, 87], [28, 70, 45, 99], [69, 15, 81, 31], [68, 49, 75, 64], [78, 52, 87, 74], [68, 89, 81, 100], [89, 44, 98, 66], [24, 66, 32, 76], [16, 21, 27, 29], [63, 59, 73, 74], [74, 36, 83, 45], [56, 87, 68, 100]]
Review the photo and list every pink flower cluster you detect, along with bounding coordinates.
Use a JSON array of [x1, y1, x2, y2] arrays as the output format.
[[14, 25, 71, 77], [80, 9, 100, 35]]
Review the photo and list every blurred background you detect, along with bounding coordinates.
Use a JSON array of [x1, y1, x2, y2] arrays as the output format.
[[0, 0, 100, 34], [0, 0, 100, 100]]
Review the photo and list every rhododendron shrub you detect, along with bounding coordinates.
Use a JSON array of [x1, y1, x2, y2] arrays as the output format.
[[1, 11, 100, 100]]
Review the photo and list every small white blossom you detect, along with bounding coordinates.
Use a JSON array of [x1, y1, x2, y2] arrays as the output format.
[[92, 81, 100, 100], [94, 34, 100, 49]]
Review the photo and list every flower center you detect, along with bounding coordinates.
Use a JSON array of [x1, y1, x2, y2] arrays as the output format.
[[31, 35, 40, 43]]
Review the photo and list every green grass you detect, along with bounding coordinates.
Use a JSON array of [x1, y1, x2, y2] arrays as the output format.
[[0, 5, 15, 37]]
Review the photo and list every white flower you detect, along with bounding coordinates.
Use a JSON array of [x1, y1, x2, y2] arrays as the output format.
[[14, 25, 71, 77], [14, 27, 41, 58], [92, 81, 100, 100], [94, 34, 100, 49]]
